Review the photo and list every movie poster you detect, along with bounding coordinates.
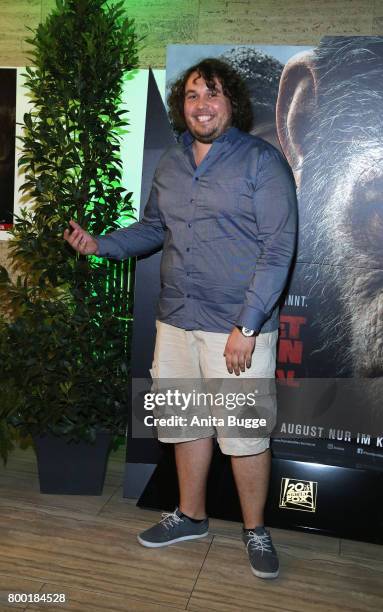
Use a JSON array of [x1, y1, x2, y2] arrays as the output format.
[[166, 40, 383, 470], [0, 68, 16, 230]]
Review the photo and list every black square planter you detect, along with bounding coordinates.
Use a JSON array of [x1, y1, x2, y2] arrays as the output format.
[[33, 432, 113, 495]]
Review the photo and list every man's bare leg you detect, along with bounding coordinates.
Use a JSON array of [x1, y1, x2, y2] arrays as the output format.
[[175, 437, 214, 519], [231, 448, 271, 528], [232, 448, 279, 578]]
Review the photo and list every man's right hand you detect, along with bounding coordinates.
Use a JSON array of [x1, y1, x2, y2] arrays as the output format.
[[63, 220, 99, 256]]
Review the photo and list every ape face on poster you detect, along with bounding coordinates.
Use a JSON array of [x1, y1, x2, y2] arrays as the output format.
[[276, 37, 383, 381], [166, 39, 383, 467]]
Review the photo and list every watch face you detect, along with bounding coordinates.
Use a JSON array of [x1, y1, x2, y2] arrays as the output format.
[[242, 327, 255, 337]]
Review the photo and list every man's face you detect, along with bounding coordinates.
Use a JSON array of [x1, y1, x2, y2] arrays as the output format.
[[183, 71, 232, 143]]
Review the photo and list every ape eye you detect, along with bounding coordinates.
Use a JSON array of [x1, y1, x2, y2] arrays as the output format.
[[350, 179, 383, 265], [364, 185, 382, 205]]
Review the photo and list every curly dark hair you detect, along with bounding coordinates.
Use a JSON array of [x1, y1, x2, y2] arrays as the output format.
[[167, 58, 253, 134]]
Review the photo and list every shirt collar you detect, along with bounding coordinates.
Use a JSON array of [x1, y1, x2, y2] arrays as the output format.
[[181, 126, 242, 148]]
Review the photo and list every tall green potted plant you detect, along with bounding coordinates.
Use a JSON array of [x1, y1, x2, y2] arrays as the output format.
[[0, 0, 139, 493]]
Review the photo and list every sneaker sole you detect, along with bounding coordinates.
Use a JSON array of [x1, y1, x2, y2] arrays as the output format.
[[251, 567, 279, 579], [137, 531, 209, 548]]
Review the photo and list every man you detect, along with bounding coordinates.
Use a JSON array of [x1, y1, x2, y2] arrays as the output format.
[[64, 58, 297, 579]]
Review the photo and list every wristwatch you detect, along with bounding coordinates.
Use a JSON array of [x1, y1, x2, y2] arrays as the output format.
[[237, 326, 257, 337]]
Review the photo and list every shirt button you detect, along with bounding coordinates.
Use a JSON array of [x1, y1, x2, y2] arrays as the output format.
[[186, 294, 190, 298], [186, 247, 190, 252], [190, 198, 194, 203], [188, 223, 192, 228]]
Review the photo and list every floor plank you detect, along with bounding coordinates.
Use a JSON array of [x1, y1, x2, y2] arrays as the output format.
[[0, 475, 119, 516], [1, 445, 383, 612], [0, 573, 43, 611], [0, 505, 210, 610], [340, 537, 383, 569], [25, 583, 187, 612], [187, 535, 383, 612]]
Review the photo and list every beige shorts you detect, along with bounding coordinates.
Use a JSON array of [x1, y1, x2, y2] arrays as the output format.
[[150, 320, 278, 456]]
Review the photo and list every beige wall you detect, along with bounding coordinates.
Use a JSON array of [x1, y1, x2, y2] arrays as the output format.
[[0, 0, 381, 268], [0, 241, 11, 275], [0, 0, 381, 68]]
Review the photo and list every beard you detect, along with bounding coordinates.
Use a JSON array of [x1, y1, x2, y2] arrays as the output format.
[[187, 123, 222, 144]]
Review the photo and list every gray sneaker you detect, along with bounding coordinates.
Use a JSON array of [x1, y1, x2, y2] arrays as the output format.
[[242, 526, 279, 579], [137, 508, 209, 548]]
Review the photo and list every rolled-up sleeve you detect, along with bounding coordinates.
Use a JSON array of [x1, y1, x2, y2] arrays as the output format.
[[236, 149, 297, 332], [95, 181, 165, 260]]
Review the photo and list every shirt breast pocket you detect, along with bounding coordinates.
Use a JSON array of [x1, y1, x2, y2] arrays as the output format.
[[202, 177, 254, 217]]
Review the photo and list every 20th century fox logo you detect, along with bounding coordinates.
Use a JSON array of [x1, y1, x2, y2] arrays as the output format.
[[279, 478, 318, 512]]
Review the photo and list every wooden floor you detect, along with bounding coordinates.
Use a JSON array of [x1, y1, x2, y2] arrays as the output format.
[[0, 445, 382, 612]]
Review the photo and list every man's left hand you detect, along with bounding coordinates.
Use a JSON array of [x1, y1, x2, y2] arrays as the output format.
[[223, 327, 256, 376]]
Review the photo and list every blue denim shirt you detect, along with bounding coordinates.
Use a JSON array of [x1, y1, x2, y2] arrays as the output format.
[[96, 127, 297, 334]]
